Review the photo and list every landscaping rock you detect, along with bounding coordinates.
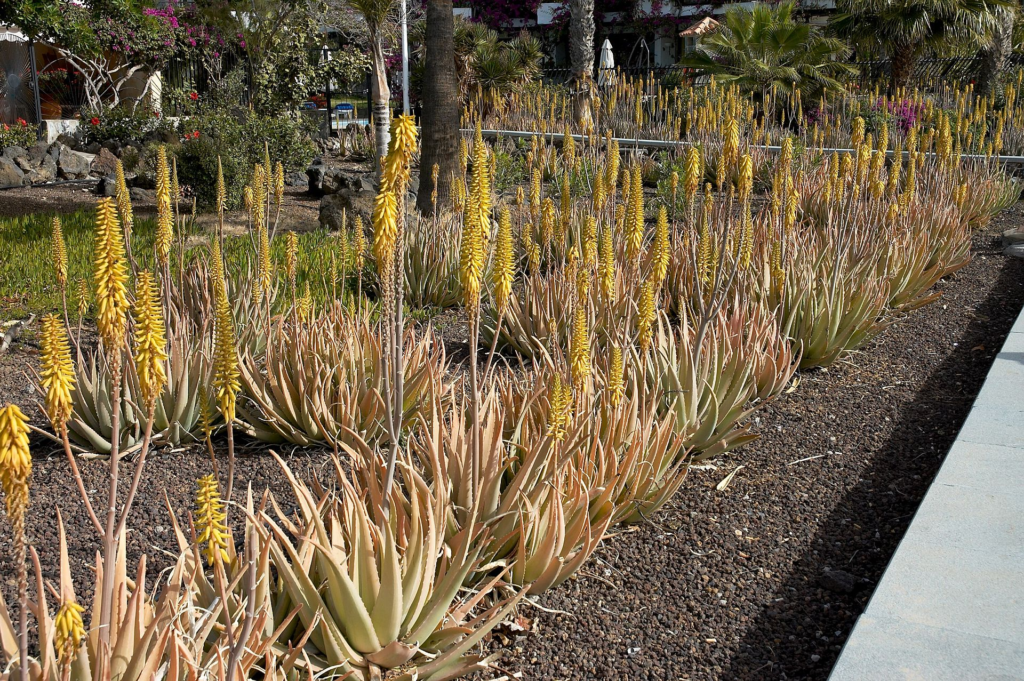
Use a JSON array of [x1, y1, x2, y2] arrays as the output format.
[[819, 569, 856, 594], [319, 191, 375, 230], [321, 169, 374, 195], [96, 174, 119, 197], [2, 146, 27, 161], [130, 187, 155, 202], [0, 157, 26, 187], [27, 141, 49, 164], [285, 171, 307, 187], [54, 133, 79, 150], [92, 148, 119, 176], [84, 141, 102, 154], [1001, 228, 1024, 247], [1003, 243, 1024, 259], [58, 146, 93, 179], [101, 139, 122, 155], [24, 155, 57, 184], [306, 160, 326, 194]]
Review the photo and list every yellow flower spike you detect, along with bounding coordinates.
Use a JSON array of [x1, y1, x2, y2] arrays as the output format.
[[243, 185, 253, 213], [74, 278, 89, 320], [683, 146, 701, 201], [698, 186, 713, 285], [606, 137, 620, 190], [460, 194, 486, 312], [570, 304, 590, 388], [651, 205, 670, 287], [353, 215, 366, 272], [386, 114, 418, 188], [54, 600, 85, 665], [285, 231, 299, 286], [0, 403, 31, 527], [723, 116, 739, 169], [216, 157, 227, 217], [738, 153, 753, 202], [274, 161, 285, 206], [541, 196, 555, 249], [93, 197, 129, 351], [251, 164, 267, 228], [522, 219, 540, 273], [608, 346, 625, 408], [593, 171, 605, 212], [114, 159, 133, 237], [51, 216, 68, 293], [40, 314, 75, 430], [256, 225, 272, 299], [212, 284, 240, 423], [851, 116, 865, 148], [598, 224, 616, 302], [637, 279, 656, 353], [154, 146, 173, 266], [297, 282, 313, 321], [546, 374, 571, 441], [626, 165, 644, 262], [372, 178, 399, 285], [492, 207, 515, 315], [195, 474, 229, 566], [583, 215, 598, 268], [132, 270, 168, 408]]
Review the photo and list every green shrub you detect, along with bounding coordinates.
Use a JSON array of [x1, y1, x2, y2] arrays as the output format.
[[81, 104, 175, 145], [0, 119, 37, 149]]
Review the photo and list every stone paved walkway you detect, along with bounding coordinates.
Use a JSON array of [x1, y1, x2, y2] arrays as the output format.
[[829, 311, 1024, 680]]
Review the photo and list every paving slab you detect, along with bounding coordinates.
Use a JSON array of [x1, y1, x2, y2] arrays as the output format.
[[830, 306, 1024, 680], [829, 614, 1024, 681]]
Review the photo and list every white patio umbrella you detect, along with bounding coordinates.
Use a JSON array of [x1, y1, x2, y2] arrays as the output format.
[[598, 38, 614, 87]]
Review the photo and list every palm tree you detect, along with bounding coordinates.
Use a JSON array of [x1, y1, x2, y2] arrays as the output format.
[[347, 0, 394, 168], [977, 4, 1018, 96], [569, 0, 596, 128], [680, 1, 856, 102], [417, 0, 459, 215], [831, 0, 1011, 92]]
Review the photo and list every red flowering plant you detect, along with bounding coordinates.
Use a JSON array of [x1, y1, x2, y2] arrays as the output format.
[[0, 119, 37, 149]]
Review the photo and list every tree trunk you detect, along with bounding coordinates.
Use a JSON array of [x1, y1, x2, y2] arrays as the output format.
[[889, 42, 917, 94], [977, 7, 1015, 98], [369, 36, 391, 170], [417, 0, 460, 215], [569, 0, 595, 129]]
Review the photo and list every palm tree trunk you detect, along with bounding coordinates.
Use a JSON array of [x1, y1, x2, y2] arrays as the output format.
[[569, 0, 595, 129], [369, 36, 392, 169], [417, 0, 460, 215], [889, 42, 917, 94], [977, 7, 1015, 98]]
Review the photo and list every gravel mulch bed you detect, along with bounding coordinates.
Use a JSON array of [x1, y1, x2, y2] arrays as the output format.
[[0, 209, 1022, 678], [488, 213, 1024, 680]]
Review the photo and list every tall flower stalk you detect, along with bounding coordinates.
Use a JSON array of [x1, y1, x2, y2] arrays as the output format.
[[0, 403, 31, 681]]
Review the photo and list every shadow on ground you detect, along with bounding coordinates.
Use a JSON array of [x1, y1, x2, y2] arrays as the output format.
[[723, 252, 1024, 680]]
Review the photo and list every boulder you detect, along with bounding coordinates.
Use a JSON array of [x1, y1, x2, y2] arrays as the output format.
[[27, 141, 49, 164], [319, 191, 376, 231], [285, 171, 307, 187], [101, 139, 122, 155], [322, 169, 375, 195], [24, 155, 57, 184], [96, 174, 119, 197], [92, 148, 119, 176], [54, 133, 79, 150], [58, 146, 93, 178], [130, 187, 156, 202], [0, 157, 26, 187], [84, 141, 102, 154], [3, 146, 27, 161], [306, 160, 326, 194]]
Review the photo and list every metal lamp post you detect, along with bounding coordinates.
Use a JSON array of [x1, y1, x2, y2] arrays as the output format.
[[401, 0, 409, 115], [322, 44, 332, 137]]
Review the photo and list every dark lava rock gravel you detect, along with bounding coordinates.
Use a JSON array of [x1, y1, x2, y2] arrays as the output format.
[[1, 214, 1023, 680]]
